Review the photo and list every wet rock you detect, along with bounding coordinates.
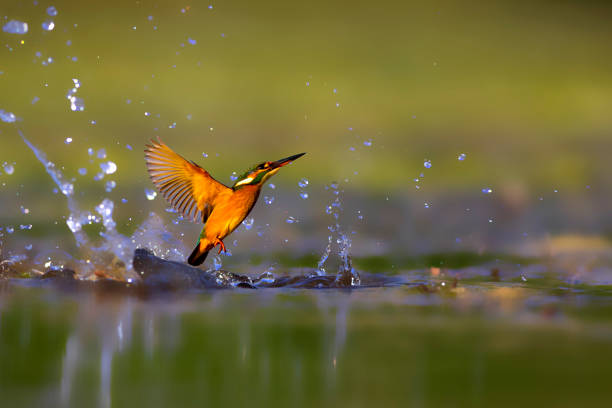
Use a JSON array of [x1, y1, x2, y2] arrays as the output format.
[[39, 268, 76, 280], [133, 248, 226, 289]]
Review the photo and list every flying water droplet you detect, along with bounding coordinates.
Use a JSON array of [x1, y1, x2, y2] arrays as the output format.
[[77, 168, 87, 176], [423, 159, 432, 169], [145, 188, 157, 200], [105, 180, 116, 192], [230, 171, 238, 181], [6, 226, 14, 234], [42, 20, 55, 31], [187, 37, 197, 45], [202, 152, 208, 158], [64, 137, 72, 144], [424, 202, 430, 208], [264, 196, 274, 205], [268, 183, 276, 189], [363, 139, 372, 147], [3, 163, 15, 175], [298, 178, 309, 188], [100, 161, 117, 174], [242, 217, 254, 230], [299, 192, 309, 199], [61, 182, 74, 196], [3, 20, 28, 35], [0, 109, 17, 123], [285, 216, 298, 224], [47, 6, 58, 16], [97, 148, 106, 159], [482, 187, 493, 194], [458, 153, 466, 161], [213, 256, 223, 271]]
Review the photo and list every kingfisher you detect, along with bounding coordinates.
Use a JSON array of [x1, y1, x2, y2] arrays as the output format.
[[144, 139, 305, 266]]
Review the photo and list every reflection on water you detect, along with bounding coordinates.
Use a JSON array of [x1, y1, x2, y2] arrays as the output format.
[[1, 274, 612, 407]]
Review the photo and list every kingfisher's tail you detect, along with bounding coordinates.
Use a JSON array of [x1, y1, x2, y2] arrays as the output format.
[[188, 241, 210, 266]]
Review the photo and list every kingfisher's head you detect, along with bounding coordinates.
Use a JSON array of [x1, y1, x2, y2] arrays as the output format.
[[232, 152, 306, 189]]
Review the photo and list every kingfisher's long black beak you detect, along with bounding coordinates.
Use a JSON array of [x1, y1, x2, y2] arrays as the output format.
[[271, 152, 306, 169]]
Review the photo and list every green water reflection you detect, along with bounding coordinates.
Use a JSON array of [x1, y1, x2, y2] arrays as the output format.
[[1, 283, 612, 407]]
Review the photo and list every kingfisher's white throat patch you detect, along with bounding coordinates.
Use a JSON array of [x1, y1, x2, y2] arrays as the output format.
[[234, 176, 254, 187]]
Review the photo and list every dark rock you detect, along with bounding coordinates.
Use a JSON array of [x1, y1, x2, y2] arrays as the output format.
[[39, 268, 77, 280], [133, 248, 225, 289]]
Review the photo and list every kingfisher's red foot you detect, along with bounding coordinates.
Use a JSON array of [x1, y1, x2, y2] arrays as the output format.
[[213, 238, 227, 254]]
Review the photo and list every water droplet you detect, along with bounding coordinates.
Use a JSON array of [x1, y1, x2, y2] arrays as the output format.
[[3, 163, 15, 175], [363, 139, 372, 147], [424, 202, 430, 208], [105, 180, 116, 192], [298, 178, 309, 188], [145, 188, 157, 200], [61, 182, 74, 196], [482, 188, 493, 194], [144, 111, 150, 117], [97, 148, 107, 159], [20, 206, 30, 215], [488, 218, 494, 223], [0, 109, 17, 123], [458, 153, 466, 161], [3, 20, 28, 35], [20, 224, 32, 230], [6, 226, 14, 234], [47, 6, 58, 16], [230, 171, 238, 181], [268, 183, 276, 189], [213, 256, 223, 271], [423, 159, 432, 169], [299, 192, 309, 199], [168, 122, 176, 129], [121, 198, 128, 203], [202, 152, 208, 158], [188, 37, 197, 45], [100, 161, 117, 174], [25, 244, 33, 250], [31, 96, 40, 104], [285, 216, 298, 224], [242, 217, 254, 230], [42, 20, 55, 31], [264, 196, 274, 205], [78, 168, 87, 176], [64, 137, 72, 144], [325, 205, 333, 214]]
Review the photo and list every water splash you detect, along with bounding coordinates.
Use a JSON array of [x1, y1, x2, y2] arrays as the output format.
[[66, 79, 85, 112], [18, 130, 187, 278], [316, 182, 360, 285]]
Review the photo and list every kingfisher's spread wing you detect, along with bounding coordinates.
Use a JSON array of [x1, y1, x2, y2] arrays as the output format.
[[145, 139, 231, 223]]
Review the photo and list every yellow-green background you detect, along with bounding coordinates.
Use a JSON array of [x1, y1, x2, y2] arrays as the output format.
[[2, 0, 611, 193]]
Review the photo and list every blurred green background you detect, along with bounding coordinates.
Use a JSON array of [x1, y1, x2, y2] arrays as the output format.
[[2, 0, 612, 193]]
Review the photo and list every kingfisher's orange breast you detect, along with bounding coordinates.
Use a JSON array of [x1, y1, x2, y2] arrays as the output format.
[[202, 185, 261, 240]]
